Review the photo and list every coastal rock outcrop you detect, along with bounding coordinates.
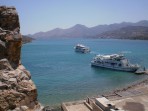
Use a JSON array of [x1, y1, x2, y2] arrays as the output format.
[[0, 6, 40, 111]]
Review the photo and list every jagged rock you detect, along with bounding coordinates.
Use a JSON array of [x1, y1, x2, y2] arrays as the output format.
[[8, 78, 17, 88], [16, 69, 30, 80], [0, 59, 14, 70], [20, 106, 29, 111], [0, 34, 22, 69], [18, 65, 31, 79], [0, 6, 19, 31], [0, 40, 6, 59], [0, 68, 39, 111], [0, 81, 9, 89], [0, 71, 10, 82], [0, 6, 40, 111], [9, 78, 17, 82], [0, 96, 9, 111], [13, 107, 21, 111], [0, 6, 22, 69], [7, 70, 17, 78]]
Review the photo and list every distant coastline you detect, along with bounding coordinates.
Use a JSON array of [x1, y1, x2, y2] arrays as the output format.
[[22, 35, 35, 44]]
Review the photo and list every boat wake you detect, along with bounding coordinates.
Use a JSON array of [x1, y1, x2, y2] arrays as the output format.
[[120, 51, 132, 54], [90, 51, 102, 55]]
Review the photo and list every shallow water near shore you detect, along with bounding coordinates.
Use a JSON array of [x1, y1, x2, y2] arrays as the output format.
[[22, 38, 148, 106]]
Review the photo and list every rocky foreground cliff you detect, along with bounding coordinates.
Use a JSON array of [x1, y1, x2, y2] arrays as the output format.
[[0, 6, 41, 111]]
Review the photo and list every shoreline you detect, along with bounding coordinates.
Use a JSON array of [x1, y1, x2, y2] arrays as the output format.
[[43, 74, 148, 110], [102, 76, 148, 98]]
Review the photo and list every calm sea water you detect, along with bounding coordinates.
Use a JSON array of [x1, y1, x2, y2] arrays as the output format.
[[22, 39, 148, 106]]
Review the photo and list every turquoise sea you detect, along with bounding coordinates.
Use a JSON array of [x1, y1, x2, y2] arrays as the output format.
[[22, 39, 148, 106]]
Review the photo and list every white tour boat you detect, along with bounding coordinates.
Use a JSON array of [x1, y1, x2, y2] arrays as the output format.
[[91, 54, 139, 72], [74, 44, 90, 53]]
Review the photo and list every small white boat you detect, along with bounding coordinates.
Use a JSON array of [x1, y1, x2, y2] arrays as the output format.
[[91, 54, 140, 72], [74, 44, 90, 53]]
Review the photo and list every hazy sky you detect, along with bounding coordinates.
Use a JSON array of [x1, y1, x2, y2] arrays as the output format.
[[1, 0, 148, 35]]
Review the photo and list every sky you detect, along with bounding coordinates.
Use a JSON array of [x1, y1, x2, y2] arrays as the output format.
[[0, 0, 148, 35]]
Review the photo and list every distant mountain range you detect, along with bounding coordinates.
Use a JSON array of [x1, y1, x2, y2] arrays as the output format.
[[29, 20, 148, 40]]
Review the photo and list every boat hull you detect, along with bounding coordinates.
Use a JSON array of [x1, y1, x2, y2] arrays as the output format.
[[75, 49, 90, 53], [91, 62, 138, 72]]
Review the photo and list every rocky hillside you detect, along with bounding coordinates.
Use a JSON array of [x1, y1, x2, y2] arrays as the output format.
[[0, 6, 40, 111], [22, 35, 35, 44], [96, 26, 148, 40]]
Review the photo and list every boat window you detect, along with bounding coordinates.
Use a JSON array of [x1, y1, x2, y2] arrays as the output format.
[[111, 63, 115, 65], [97, 61, 101, 63], [119, 64, 121, 66]]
